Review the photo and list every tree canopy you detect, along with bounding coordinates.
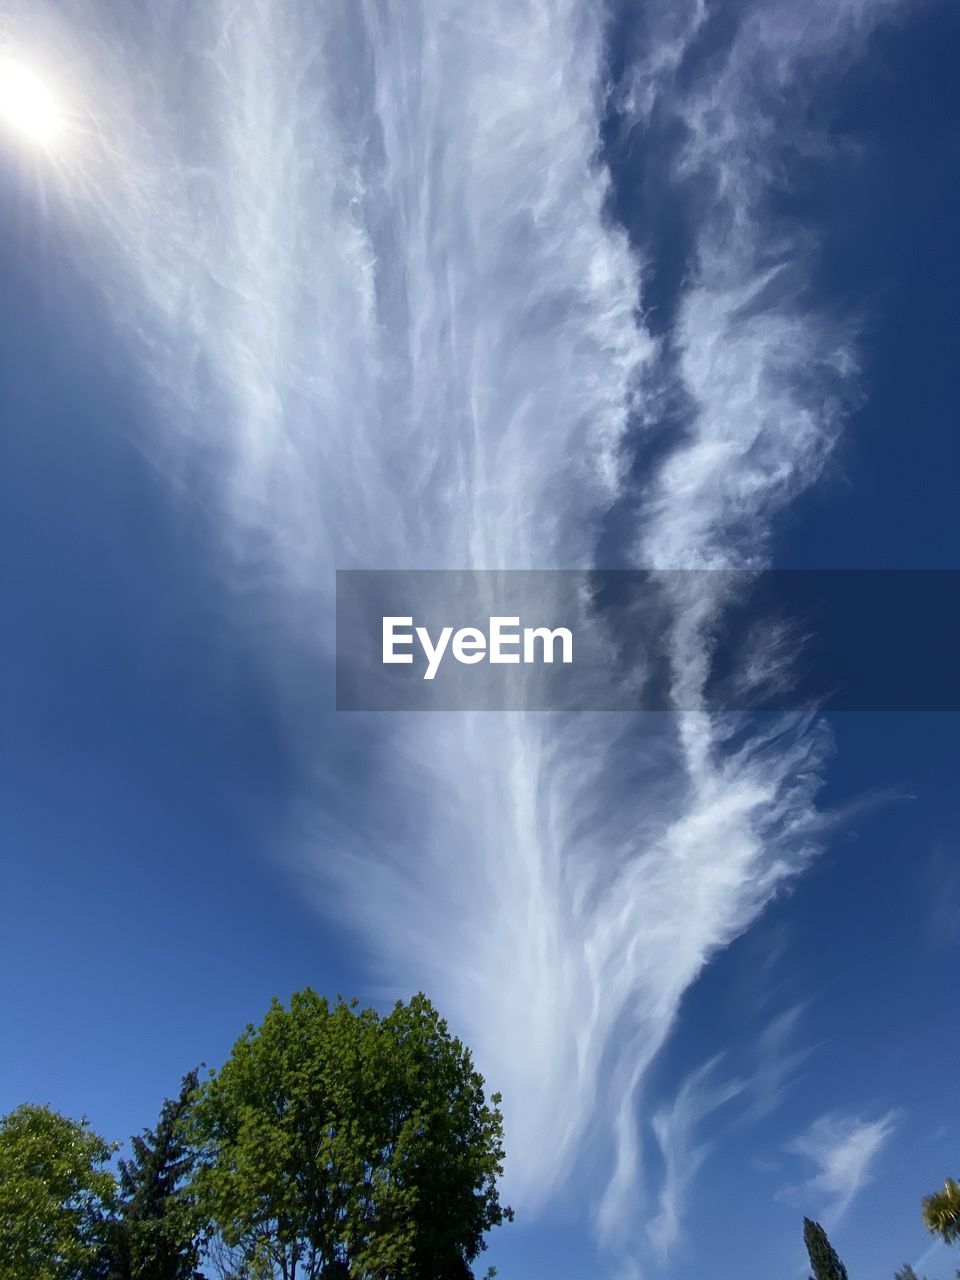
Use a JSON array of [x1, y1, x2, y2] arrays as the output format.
[[4, 1011, 960, 1280], [190, 989, 512, 1280], [107, 1069, 204, 1280], [0, 1104, 116, 1280], [922, 1176, 960, 1245]]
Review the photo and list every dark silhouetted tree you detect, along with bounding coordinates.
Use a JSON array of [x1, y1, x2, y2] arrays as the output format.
[[804, 1217, 849, 1280], [108, 1070, 203, 1280]]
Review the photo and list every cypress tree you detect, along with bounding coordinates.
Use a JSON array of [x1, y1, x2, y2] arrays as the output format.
[[804, 1217, 849, 1280]]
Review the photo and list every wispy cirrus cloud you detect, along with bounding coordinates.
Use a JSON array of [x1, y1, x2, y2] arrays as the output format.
[[643, 1004, 811, 1257], [2, 0, 911, 1259], [739, 1004, 815, 1126], [780, 1109, 902, 1224], [648, 1058, 745, 1258], [596, 0, 905, 1243]]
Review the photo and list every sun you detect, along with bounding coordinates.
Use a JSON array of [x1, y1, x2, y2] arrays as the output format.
[[0, 59, 63, 147]]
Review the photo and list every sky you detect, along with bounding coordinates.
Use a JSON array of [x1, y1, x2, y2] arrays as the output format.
[[0, 2, 958, 1279]]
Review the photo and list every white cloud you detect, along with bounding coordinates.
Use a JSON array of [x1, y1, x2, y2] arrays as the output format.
[[647, 1058, 745, 1259], [780, 1109, 902, 1224], [642, 1006, 810, 1258], [739, 1004, 814, 1126]]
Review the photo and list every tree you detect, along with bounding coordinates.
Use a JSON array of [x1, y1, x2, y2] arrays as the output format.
[[922, 1177, 960, 1244], [803, 1217, 849, 1280], [893, 1265, 928, 1280], [106, 1070, 204, 1280], [0, 1104, 116, 1280], [190, 989, 513, 1280]]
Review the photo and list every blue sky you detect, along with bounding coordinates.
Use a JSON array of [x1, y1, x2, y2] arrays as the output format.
[[1, 2, 958, 1279]]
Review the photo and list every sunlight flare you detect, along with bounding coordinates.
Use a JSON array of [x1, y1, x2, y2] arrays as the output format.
[[0, 59, 63, 147]]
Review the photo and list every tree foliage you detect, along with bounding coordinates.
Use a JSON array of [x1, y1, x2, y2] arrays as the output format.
[[0, 1104, 115, 1280], [106, 1069, 204, 1280], [922, 1177, 960, 1244], [190, 989, 512, 1280], [803, 1217, 849, 1280]]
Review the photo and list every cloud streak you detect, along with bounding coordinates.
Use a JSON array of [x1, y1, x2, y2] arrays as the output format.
[[781, 1109, 902, 1224], [642, 1006, 812, 1257], [648, 1058, 745, 1258]]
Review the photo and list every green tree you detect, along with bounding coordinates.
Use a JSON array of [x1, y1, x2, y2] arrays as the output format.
[[922, 1177, 960, 1244], [803, 1217, 849, 1280], [0, 1104, 116, 1280], [190, 989, 512, 1280], [107, 1070, 204, 1280]]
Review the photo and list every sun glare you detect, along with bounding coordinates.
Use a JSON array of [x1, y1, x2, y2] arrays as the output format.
[[0, 59, 63, 147]]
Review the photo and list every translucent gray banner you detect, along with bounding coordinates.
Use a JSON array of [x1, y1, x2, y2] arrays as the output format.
[[335, 570, 960, 711]]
